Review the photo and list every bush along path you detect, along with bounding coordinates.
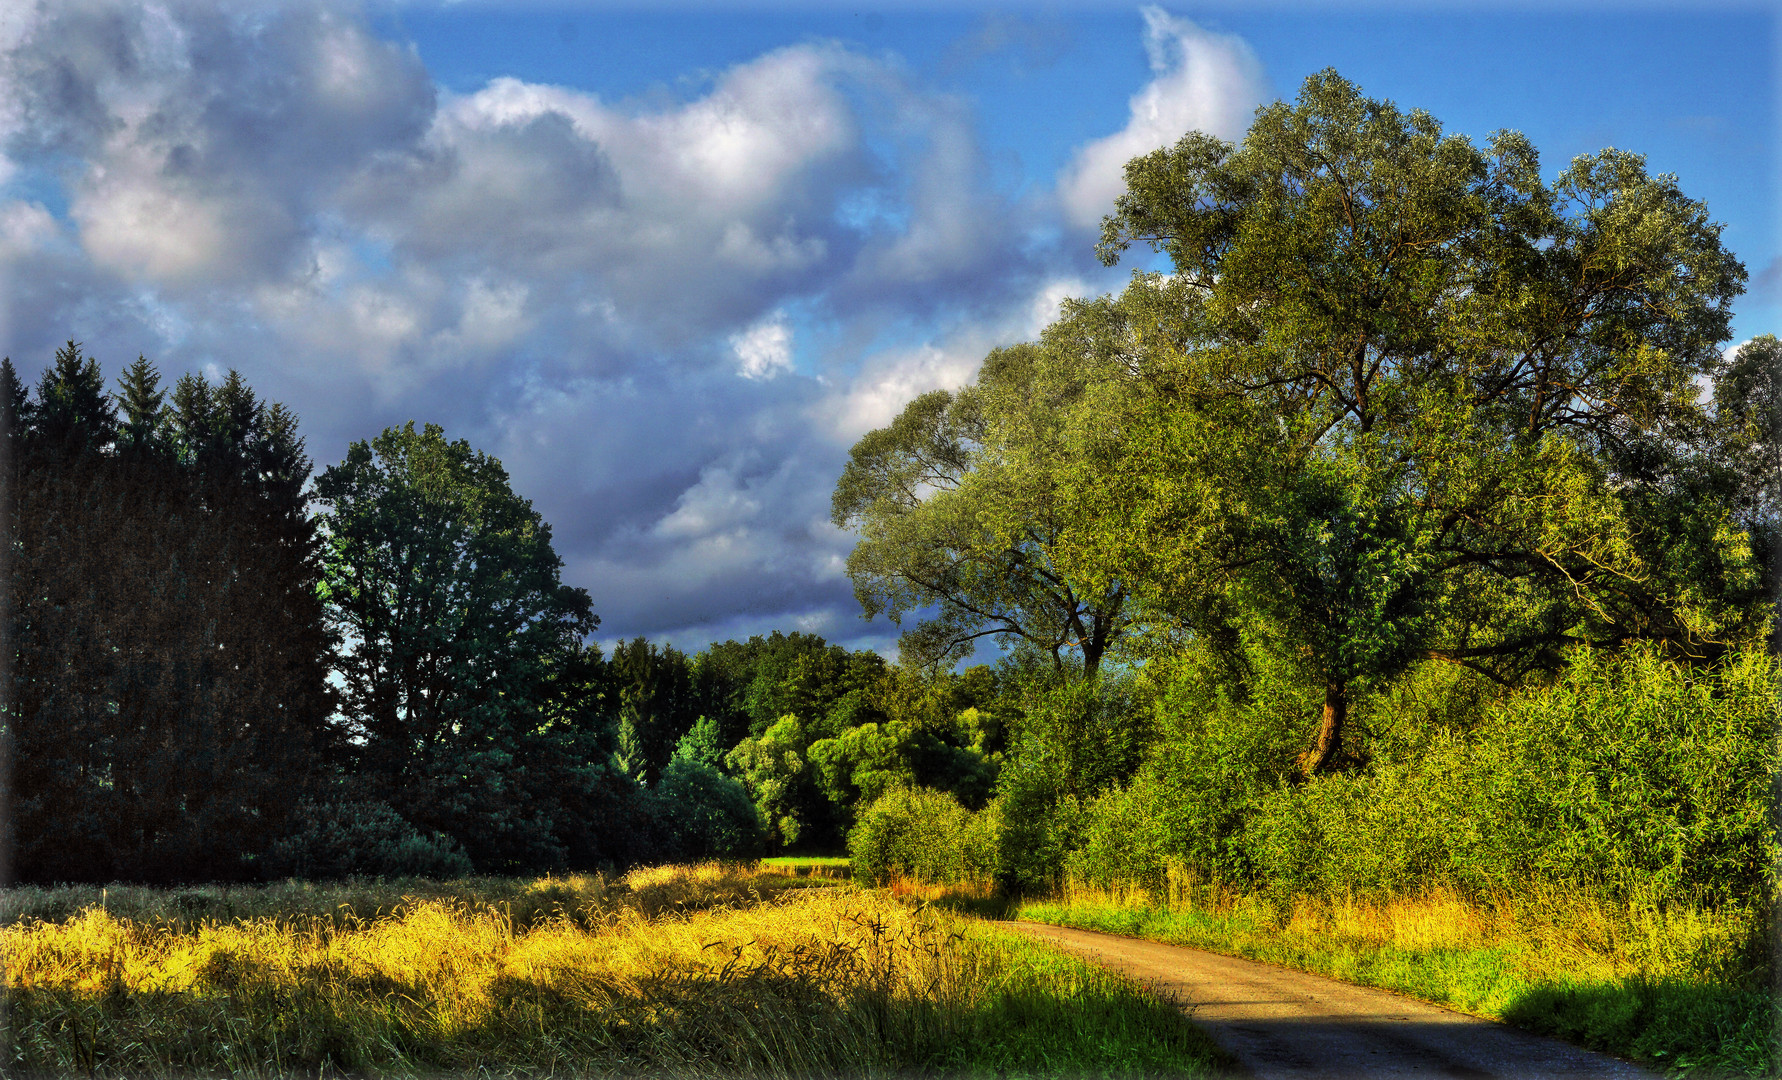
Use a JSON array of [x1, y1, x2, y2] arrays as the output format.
[[1013, 921, 1661, 1080]]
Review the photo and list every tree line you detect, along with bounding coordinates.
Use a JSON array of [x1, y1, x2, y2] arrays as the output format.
[[0, 362, 1016, 882]]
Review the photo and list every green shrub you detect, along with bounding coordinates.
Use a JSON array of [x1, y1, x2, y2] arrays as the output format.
[[261, 798, 474, 880], [849, 786, 996, 885], [1059, 645, 1777, 920], [988, 675, 1151, 893], [1068, 683, 1303, 892], [647, 760, 768, 860], [1242, 646, 1779, 906]]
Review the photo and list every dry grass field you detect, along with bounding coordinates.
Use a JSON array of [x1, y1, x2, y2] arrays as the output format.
[[0, 863, 1224, 1078]]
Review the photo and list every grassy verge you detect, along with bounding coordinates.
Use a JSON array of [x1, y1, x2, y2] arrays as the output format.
[[1, 865, 1222, 1078], [1018, 882, 1774, 1078]]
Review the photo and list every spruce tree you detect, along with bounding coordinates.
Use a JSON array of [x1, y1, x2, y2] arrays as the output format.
[[7, 351, 336, 882], [113, 356, 168, 459]]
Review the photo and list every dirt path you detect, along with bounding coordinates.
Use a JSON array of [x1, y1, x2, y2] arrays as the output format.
[[1011, 921, 1658, 1080]]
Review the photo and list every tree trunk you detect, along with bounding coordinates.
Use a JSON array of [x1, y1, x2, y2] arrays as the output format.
[[1301, 680, 1347, 777]]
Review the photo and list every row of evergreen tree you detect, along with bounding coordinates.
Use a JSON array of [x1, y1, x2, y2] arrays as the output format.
[[2, 345, 337, 883]]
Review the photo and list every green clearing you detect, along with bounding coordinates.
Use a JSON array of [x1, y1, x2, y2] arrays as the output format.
[[759, 855, 853, 880]]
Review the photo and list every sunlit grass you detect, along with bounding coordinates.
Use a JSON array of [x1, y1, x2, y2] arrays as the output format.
[[0, 864, 1222, 1078], [1019, 874, 1774, 1078]]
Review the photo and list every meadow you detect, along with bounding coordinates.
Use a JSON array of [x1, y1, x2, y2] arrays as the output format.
[[0, 863, 1225, 1078]]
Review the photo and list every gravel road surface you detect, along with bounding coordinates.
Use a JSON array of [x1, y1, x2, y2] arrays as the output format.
[[1011, 921, 1660, 1080]]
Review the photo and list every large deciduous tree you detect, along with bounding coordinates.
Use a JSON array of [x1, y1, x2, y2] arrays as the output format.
[[314, 422, 613, 872], [832, 346, 1132, 676], [1048, 71, 1760, 772], [1712, 334, 1781, 648]]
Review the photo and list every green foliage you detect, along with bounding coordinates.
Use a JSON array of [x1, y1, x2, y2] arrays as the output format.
[[809, 716, 998, 816], [1714, 335, 1782, 522], [719, 631, 860, 737], [610, 636, 700, 785], [727, 715, 831, 850], [671, 713, 734, 773], [805, 669, 1004, 821], [832, 353, 1131, 675], [645, 760, 766, 861], [849, 786, 997, 886], [1036, 70, 1764, 771], [1066, 646, 1778, 914], [1249, 647, 1780, 905], [1067, 683, 1304, 892], [314, 421, 611, 874], [990, 676, 1149, 893], [719, 652, 1006, 852], [262, 798, 474, 880]]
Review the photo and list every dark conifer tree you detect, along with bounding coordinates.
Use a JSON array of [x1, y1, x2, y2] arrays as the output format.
[[114, 356, 169, 460], [5, 349, 336, 882], [31, 341, 115, 455], [0, 358, 31, 452], [611, 638, 700, 785]]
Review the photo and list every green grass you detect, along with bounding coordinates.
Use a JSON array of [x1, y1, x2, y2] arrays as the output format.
[[940, 922, 1232, 1078], [1018, 891, 1775, 1078], [759, 855, 851, 870]]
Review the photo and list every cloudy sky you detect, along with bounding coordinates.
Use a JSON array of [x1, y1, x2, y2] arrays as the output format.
[[0, 1, 1773, 658]]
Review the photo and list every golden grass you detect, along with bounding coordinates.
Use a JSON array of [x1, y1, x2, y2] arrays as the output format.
[[0, 865, 1221, 1078], [1049, 869, 1765, 986]]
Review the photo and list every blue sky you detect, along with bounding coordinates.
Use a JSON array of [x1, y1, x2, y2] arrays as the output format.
[[0, 2, 1772, 659]]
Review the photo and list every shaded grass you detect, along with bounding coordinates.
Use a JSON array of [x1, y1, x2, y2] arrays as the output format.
[[933, 922, 1232, 1079], [0, 863, 848, 935], [758, 856, 853, 881], [1019, 880, 1775, 1078], [886, 877, 1016, 921], [1, 865, 1222, 1078]]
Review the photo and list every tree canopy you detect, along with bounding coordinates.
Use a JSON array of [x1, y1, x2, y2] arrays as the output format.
[[832, 346, 1132, 675], [842, 70, 1764, 775], [314, 421, 608, 871]]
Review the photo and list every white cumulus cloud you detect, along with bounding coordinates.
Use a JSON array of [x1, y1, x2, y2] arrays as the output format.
[[0, 1, 1270, 654], [1057, 7, 1267, 230], [731, 313, 795, 380]]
